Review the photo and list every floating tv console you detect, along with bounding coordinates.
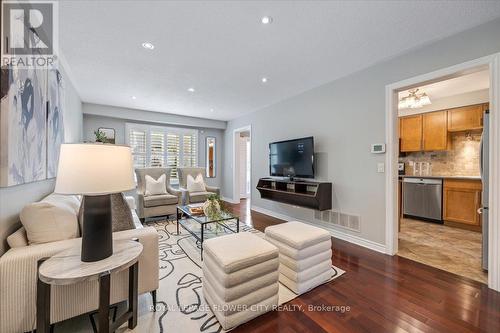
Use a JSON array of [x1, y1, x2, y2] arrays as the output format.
[[256, 178, 332, 211]]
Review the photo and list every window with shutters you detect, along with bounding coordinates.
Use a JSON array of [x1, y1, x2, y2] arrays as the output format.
[[125, 123, 198, 183], [128, 129, 147, 168]]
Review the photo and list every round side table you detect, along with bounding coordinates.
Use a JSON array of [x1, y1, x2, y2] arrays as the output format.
[[37, 240, 143, 333]]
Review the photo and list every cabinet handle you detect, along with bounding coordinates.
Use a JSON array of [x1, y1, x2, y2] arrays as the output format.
[[477, 207, 483, 215]]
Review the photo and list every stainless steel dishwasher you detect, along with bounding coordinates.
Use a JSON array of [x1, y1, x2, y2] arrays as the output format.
[[402, 177, 443, 223]]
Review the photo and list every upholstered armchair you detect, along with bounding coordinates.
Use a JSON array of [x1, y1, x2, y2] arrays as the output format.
[[135, 167, 182, 222], [177, 167, 220, 204]]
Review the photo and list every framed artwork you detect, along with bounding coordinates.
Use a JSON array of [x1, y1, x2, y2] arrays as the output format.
[[98, 127, 116, 144]]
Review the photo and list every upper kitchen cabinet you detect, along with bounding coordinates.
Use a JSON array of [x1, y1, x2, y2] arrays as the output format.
[[399, 115, 422, 152], [447, 103, 488, 132], [422, 111, 448, 151]]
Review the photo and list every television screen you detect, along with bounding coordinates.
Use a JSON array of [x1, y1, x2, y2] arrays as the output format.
[[269, 137, 314, 178]]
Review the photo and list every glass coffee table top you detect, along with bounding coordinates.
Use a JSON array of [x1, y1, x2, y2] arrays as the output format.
[[176, 204, 240, 259], [177, 204, 238, 224]]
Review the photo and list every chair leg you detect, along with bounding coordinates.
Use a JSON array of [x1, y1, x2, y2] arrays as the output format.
[[151, 290, 157, 312]]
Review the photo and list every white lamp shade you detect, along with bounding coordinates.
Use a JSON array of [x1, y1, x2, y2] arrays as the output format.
[[54, 144, 135, 195]]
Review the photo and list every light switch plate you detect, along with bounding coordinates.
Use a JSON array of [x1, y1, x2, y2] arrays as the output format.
[[377, 163, 385, 173]]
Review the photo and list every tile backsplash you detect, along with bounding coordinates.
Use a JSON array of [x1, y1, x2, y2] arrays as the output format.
[[399, 132, 481, 176]]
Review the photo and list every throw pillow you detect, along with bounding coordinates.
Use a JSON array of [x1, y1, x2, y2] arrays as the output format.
[[20, 201, 80, 245], [187, 173, 206, 192], [111, 193, 136, 232], [145, 174, 167, 196]]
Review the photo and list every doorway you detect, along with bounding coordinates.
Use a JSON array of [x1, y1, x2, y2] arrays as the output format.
[[232, 125, 252, 205], [385, 54, 500, 291]]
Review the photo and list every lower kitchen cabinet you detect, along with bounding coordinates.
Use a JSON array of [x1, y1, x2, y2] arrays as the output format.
[[443, 179, 482, 231]]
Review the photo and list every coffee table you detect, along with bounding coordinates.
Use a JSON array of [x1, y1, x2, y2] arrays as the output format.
[[176, 205, 239, 259]]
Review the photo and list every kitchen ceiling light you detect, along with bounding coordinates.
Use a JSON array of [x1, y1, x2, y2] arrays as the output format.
[[261, 77, 268, 83], [141, 42, 155, 50], [210, 108, 214, 112], [187, 87, 195, 93], [261, 16, 273, 24], [398, 89, 431, 109], [131, 96, 137, 100]]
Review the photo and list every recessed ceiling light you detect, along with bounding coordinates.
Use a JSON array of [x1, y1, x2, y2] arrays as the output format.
[[131, 95, 137, 100], [261, 77, 268, 83], [187, 87, 195, 92], [261, 16, 273, 24], [210, 108, 214, 112], [142, 42, 154, 50]]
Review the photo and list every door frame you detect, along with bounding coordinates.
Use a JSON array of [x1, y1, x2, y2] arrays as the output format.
[[232, 125, 252, 204], [385, 53, 500, 291]]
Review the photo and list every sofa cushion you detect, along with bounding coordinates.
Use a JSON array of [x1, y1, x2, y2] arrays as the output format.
[[6, 227, 29, 248], [20, 201, 80, 245], [189, 191, 212, 203], [187, 173, 206, 192], [144, 194, 178, 207], [42, 194, 81, 214], [145, 174, 167, 196]]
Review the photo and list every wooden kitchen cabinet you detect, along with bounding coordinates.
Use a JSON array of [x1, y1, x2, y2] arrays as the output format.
[[443, 179, 482, 231], [422, 111, 448, 151], [447, 103, 486, 132], [399, 115, 422, 152]]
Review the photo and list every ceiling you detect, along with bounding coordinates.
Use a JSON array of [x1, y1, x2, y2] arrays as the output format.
[[398, 70, 490, 101], [59, 1, 500, 121]]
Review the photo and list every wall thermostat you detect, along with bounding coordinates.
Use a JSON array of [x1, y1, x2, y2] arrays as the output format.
[[371, 143, 386, 154]]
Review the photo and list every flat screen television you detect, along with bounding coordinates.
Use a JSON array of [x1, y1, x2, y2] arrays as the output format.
[[269, 136, 314, 178]]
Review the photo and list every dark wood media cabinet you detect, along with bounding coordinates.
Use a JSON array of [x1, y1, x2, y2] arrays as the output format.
[[256, 178, 332, 211]]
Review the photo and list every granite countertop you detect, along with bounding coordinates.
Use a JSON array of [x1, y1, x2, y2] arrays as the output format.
[[399, 175, 481, 180]]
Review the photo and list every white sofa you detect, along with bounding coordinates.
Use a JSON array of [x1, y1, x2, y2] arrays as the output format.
[[0, 193, 159, 333]]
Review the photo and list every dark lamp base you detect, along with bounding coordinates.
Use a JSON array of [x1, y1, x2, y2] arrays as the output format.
[[81, 194, 113, 262]]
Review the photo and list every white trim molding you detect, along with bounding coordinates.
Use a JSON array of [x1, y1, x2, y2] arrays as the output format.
[[251, 205, 387, 254], [385, 53, 500, 291], [232, 125, 252, 204]]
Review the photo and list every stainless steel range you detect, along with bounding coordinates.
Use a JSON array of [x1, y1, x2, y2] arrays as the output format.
[[402, 177, 443, 223]]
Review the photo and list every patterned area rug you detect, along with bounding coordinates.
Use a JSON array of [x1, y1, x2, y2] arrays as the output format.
[[57, 219, 345, 332]]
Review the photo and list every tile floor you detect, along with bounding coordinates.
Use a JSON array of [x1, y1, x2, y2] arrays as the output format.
[[398, 218, 488, 284]]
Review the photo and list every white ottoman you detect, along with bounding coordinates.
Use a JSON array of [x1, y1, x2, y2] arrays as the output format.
[[265, 221, 332, 294], [202, 232, 279, 330]]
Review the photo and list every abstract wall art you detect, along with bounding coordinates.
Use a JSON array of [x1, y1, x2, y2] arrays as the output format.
[[0, 65, 65, 187]]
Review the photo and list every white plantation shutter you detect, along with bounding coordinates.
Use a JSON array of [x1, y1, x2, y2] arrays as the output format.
[[150, 131, 165, 167], [167, 134, 180, 180], [182, 133, 197, 167], [129, 129, 147, 168], [126, 124, 198, 183]]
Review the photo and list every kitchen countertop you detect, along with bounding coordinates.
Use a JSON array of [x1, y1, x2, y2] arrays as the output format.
[[399, 175, 481, 180]]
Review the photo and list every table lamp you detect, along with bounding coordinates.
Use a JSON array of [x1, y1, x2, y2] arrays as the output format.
[[54, 144, 135, 262]]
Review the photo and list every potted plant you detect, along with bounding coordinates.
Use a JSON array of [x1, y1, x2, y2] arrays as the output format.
[[203, 194, 226, 234], [94, 130, 108, 143]]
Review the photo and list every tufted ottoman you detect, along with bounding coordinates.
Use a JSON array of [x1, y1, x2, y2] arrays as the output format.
[[265, 221, 332, 294], [202, 232, 279, 330]]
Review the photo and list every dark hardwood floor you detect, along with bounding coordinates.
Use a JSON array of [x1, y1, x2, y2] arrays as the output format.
[[224, 199, 500, 333]]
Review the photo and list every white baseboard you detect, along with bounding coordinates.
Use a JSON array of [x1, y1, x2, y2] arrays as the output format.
[[251, 205, 387, 254], [222, 196, 239, 204]]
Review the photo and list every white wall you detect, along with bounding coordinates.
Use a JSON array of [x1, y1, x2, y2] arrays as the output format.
[[0, 65, 83, 255], [83, 109, 224, 188], [222, 18, 500, 249]]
